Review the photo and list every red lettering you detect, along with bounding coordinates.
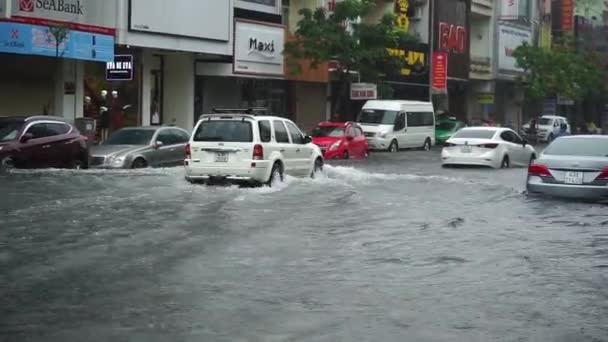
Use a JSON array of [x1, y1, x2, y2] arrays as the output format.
[[438, 22, 467, 54]]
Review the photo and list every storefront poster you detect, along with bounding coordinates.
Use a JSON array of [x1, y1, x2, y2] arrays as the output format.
[[0, 21, 114, 62], [234, 20, 285, 77], [433, 0, 469, 80], [498, 25, 531, 72], [432, 52, 447, 90], [106, 55, 134, 81]]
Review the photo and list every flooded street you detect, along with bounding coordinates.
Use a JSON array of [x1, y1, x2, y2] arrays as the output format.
[[1, 150, 607, 342]]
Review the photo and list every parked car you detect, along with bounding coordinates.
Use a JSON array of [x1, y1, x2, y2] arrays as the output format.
[[358, 100, 435, 152], [0, 116, 88, 171], [89, 126, 190, 169], [522, 115, 570, 142], [184, 111, 324, 186], [527, 136, 608, 201], [435, 118, 465, 145], [311, 121, 368, 160], [441, 127, 536, 168]]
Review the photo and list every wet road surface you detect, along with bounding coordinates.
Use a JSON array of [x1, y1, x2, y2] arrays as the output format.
[[1, 149, 607, 342]]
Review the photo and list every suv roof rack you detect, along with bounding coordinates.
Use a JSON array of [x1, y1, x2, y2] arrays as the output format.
[[212, 107, 269, 115]]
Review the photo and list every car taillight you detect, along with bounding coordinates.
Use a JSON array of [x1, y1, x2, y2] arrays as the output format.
[[253, 144, 264, 160], [528, 163, 552, 177], [479, 143, 498, 149], [598, 168, 608, 179], [185, 143, 191, 159]]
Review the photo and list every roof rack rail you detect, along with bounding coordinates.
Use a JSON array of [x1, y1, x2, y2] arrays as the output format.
[[212, 107, 269, 114]]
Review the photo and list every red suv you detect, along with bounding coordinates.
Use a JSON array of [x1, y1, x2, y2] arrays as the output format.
[[312, 121, 369, 160], [0, 116, 89, 170]]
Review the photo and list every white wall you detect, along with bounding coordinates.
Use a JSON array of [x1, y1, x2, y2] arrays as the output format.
[[0, 81, 53, 116], [163, 53, 195, 129], [470, 16, 492, 58]]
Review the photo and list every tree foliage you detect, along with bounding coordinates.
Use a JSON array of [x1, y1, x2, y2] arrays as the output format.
[[284, 0, 418, 116], [513, 39, 605, 102]]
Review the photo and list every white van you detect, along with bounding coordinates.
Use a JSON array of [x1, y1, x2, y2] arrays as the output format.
[[357, 100, 436, 152]]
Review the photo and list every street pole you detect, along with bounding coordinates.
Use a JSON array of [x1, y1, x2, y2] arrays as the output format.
[[428, 0, 434, 103]]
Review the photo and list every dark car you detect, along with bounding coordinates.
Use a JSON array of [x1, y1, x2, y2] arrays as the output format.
[[0, 116, 89, 171]]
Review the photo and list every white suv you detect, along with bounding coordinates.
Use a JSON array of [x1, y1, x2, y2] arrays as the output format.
[[185, 112, 324, 186]]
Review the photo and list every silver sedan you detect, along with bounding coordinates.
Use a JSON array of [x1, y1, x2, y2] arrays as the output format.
[[89, 126, 190, 169], [526, 135, 608, 201]]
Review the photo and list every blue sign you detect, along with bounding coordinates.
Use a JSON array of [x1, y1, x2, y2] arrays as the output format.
[[0, 22, 114, 62]]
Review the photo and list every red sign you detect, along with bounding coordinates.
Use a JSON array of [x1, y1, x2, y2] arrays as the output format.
[[432, 52, 448, 90], [19, 0, 34, 12], [561, 0, 574, 32], [438, 22, 467, 54]]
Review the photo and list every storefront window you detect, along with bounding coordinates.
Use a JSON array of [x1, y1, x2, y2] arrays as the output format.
[[84, 49, 140, 141], [238, 78, 287, 115]]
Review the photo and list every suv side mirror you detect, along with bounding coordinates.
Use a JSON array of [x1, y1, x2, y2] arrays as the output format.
[[20, 133, 33, 143], [154, 141, 164, 149], [303, 135, 312, 144]]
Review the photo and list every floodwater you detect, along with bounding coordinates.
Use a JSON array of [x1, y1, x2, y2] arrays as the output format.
[[1, 150, 607, 342]]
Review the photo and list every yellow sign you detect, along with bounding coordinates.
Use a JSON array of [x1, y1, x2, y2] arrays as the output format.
[[396, 0, 410, 32], [387, 48, 425, 75], [477, 94, 495, 104]]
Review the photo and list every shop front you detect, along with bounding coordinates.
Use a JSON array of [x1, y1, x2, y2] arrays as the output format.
[[432, 0, 470, 120], [385, 43, 430, 102], [196, 19, 288, 119]]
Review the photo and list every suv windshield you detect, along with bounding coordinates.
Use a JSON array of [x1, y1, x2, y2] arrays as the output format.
[[194, 120, 253, 142], [543, 138, 608, 157], [105, 129, 155, 145], [538, 118, 553, 125], [453, 129, 496, 139], [312, 126, 345, 138], [436, 121, 457, 130], [0, 120, 24, 142], [358, 110, 398, 125]]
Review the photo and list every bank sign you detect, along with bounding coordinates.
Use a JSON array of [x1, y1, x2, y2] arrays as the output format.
[[9, 0, 116, 31], [234, 20, 284, 76], [18, 0, 84, 15]]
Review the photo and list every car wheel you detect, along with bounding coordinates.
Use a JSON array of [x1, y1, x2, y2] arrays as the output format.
[[311, 158, 323, 178], [342, 151, 349, 160], [131, 158, 148, 169], [267, 162, 284, 187], [1, 157, 15, 172], [422, 138, 432, 151], [69, 159, 86, 170], [501, 155, 510, 169], [388, 140, 398, 153]]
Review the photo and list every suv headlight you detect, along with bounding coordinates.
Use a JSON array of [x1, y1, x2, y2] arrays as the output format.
[[330, 140, 342, 151]]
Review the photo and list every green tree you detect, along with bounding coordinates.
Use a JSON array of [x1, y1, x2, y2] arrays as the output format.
[[284, 0, 418, 118], [48, 25, 70, 58], [513, 39, 605, 103]]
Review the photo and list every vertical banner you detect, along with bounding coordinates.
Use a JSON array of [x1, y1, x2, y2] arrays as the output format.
[[395, 0, 410, 32], [432, 52, 448, 90], [561, 0, 574, 32]]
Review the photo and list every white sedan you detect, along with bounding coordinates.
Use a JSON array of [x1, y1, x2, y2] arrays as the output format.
[[441, 127, 536, 168]]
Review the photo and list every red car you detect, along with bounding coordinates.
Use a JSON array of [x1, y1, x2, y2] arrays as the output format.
[[311, 121, 369, 160], [0, 116, 89, 170]]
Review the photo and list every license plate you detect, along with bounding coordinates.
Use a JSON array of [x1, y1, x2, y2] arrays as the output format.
[[214, 152, 229, 162], [460, 146, 472, 153], [564, 171, 583, 185]]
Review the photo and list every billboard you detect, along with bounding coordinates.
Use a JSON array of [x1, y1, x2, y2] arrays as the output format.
[[233, 20, 285, 76], [130, 0, 231, 41], [9, 0, 116, 31], [498, 25, 531, 72], [0, 21, 114, 62], [433, 0, 469, 80]]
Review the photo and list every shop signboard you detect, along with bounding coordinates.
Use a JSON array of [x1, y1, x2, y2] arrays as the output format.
[[350, 83, 377, 100], [130, 0, 231, 41], [431, 52, 448, 90], [385, 43, 429, 86], [9, 0, 116, 33], [0, 21, 114, 62], [433, 0, 469, 80], [106, 55, 134, 81], [234, 20, 285, 77], [498, 25, 531, 72], [477, 94, 494, 104], [395, 0, 410, 32]]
